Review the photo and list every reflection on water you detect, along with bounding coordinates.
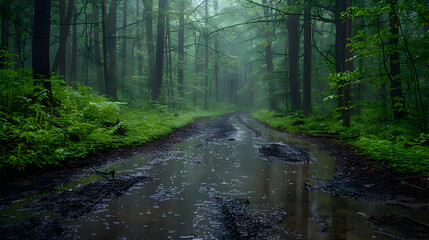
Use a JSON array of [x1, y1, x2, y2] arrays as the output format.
[[56, 114, 428, 239]]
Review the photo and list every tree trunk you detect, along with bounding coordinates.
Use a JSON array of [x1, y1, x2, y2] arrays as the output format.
[[51, 0, 75, 76], [213, 0, 219, 102], [343, 0, 353, 127], [262, 0, 277, 110], [388, 0, 406, 120], [335, 0, 346, 113], [1, 9, 8, 68], [303, 0, 312, 114], [136, 0, 144, 82], [288, 0, 301, 111], [92, 3, 104, 94], [14, 18, 22, 68], [32, 0, 51, 87], [178, 0, 185, 98], [143, 0, 155, 94], [167, 14, 174, 102], [122, 0, 127, 80], [204, 0, 209, 110], [152, 0, 166, 101], [69, 6, 77, 86], [106, 0, 119, 100], [101, 1, 110, 97]]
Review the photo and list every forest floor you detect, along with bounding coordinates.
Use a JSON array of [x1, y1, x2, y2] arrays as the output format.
[[0, 113, 428, 239]]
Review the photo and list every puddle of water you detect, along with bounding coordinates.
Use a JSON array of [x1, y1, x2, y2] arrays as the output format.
[[63, 114, 429, 239], [2, 114, 428, 239]]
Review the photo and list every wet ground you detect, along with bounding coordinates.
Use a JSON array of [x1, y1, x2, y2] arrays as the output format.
[[1, 113, 428, 239]]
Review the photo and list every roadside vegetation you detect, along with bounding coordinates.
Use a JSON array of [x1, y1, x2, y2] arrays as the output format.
[[253, 110, 429, 177], [0, 66, 233, 173]]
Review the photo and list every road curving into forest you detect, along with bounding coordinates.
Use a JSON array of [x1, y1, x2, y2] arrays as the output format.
[[1, 113, 428, 239]]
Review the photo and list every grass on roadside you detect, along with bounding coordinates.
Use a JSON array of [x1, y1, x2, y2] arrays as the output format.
[[252, 109, 429, 176]]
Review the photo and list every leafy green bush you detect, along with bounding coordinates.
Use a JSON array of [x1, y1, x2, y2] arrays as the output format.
[[0, 64, 232, 173]]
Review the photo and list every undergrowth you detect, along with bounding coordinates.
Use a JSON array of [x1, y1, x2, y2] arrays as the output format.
[[0, 67, 231, 173], [252, 109, 429, 176]]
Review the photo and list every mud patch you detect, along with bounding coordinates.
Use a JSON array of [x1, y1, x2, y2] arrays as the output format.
[[32, 173, 151, 219], [259, 143, 309, 163], [195, 196, 287, 239], [0, 217, 62, 240], [205, 113, 237, 140]]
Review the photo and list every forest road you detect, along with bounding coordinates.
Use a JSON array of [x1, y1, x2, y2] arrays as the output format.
[[1, 113, 428, 239]]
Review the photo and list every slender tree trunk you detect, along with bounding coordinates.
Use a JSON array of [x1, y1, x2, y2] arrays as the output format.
[[0, 10, 8, 68], [152, 0, 166, 101], [51, 0, 75, 76], [106, 0, 119, 100], [32, 0, 51, 87], [249, 65, 254, 108], [122, 0, 127, 80], [143, 0, 155, 94], [136, 0, 143, 80], [14, 19, 22, 68], [213, 0, 219, 102], [166, 14, 174, 103], [262, 0, 277, 110], [388, 0, 406, 120], [288, 0, 301, 111], [335, 0, 346, 114], [303, 0, 312, 114], [92, 3, 104, 94], [101, 1, 110, 97], [204, 0, 209, 110], [178, 0, 185, 98], [343, 0, 353, 127], [69, 6, 77, 86]]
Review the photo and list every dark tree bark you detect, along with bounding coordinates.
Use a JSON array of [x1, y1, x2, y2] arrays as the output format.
[[166, 4, 174, 105], [303, 0, 312, 114], [101, 1, 110, 97], [143, 0, 155, 92], [51, 0, 75, 76], [213, 0, 219, 102], [343, 0, 353, 127], [14, 18, 22, 68], [105, 0, 119, 100], [388, 0, 406, 120], [92, 3, 104, 94], [288, 0, 301, 111], [335, 0, 346, 112], [204, 0, 209, 110], [122, 0, 127, 80], [69, 6, 77, 86], [136, 0, 143, 80], [32, 0, 51, 87], [249, 65, 254, 108], [178, 0, 185, 98], [262, 0, 277, 110], [152, 0, 166, 101], [1, 7, 8, 68]]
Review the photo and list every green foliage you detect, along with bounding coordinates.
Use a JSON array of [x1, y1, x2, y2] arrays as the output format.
[[252, 109, 429, 176], [0, 66, 231, 173]]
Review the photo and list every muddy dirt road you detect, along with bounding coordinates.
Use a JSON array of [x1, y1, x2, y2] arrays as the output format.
[[1, 113, 428, 239]]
